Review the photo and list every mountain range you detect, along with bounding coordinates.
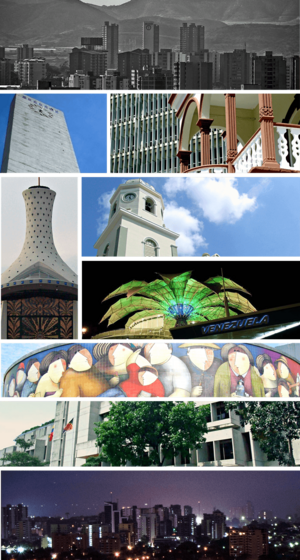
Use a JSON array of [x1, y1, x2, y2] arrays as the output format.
[[1, 0, 298, 55]]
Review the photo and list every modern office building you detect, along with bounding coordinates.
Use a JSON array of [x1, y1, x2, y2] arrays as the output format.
[[14, 58, 46, 87], [143, 22, 159, 54], [180, 23, 205, 56], [1, 94, 80, 173], [109, 92, 221, 173], [1, 180, 78, 339], [102, 21, 119, 69], [94, 178, 179, 257]]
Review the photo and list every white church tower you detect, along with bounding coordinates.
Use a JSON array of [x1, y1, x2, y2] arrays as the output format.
[[94, 179, 179, 257]]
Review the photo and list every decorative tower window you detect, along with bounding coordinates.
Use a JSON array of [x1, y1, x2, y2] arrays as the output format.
[[144, 239, 158, 257], [145, 197, 154, 214]]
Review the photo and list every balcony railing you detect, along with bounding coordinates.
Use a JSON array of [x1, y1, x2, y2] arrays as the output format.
[[274, 123, 300, 170], [184, 164, 228, 174], [232, 128, 263, 173]]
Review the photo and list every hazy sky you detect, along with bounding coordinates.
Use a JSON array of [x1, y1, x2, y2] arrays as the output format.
[[2, 471, 300, 520], [1, 177, 78, 275], [0, 401, 56, 449], [80, 0, 127, 5], [82, 176, 300, 257]]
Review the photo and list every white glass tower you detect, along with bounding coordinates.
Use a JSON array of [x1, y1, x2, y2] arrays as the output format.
[[1, 94, 80, 173]]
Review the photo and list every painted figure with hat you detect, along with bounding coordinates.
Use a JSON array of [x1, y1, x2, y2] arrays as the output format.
[[256, 353, 278, 397], [275, 355, 299, 397], [214, 344, 265, 397], [143, 343, 192, 397], [179, 343, 222, 397]]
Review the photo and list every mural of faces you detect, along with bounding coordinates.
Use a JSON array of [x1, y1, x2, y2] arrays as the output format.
[[3, 343, 300, 399]]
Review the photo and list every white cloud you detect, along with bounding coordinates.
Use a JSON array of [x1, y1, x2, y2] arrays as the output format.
[[162, 176, 257, 224], [164, 202, 207, 256], [97, 189, 115, 235]]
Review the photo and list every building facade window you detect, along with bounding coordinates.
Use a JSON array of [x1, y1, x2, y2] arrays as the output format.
[[103, 244, 110, 256], [144, 239, 158, 257], [145, 198, 154, 214]]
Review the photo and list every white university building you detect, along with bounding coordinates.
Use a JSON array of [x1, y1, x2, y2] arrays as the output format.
[[94, 178, 179, 257], [2, 400, 300, 468]]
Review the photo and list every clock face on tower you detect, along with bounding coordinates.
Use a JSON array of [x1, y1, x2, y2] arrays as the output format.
[[123, 193, 136, 202], [145, 24, 152, 30]]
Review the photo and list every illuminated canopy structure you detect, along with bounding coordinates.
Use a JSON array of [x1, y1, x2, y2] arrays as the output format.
[[99, 271, 256, 334]]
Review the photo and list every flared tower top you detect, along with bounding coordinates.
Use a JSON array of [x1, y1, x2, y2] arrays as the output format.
[[1, 184, 77, 288]]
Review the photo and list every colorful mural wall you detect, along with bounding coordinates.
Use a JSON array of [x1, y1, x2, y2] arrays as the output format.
[[3, 342, 300, 399]]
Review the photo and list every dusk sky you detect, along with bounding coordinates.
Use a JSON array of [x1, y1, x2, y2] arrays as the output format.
[[82, 176, 300, 258], [0, 94, 107, 173], [2, 471, 300, 520]]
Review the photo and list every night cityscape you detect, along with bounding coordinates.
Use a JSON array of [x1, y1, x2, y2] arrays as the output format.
[[2, 471, 300, 559]]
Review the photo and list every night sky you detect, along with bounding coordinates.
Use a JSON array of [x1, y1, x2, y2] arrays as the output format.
[[82, 260, 300, 337], [2, 471, 300, 519]]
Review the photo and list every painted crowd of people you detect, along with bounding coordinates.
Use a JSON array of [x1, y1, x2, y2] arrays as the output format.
[[4, 343, 300, 399]]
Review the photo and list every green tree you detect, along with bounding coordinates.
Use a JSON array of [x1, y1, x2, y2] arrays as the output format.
[[226, 402, 300, 466], [84, 402, 210, 467]]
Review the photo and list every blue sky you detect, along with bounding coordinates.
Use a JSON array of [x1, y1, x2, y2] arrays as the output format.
[[82, 176, 300, 257], [0, 93, 107, 173]]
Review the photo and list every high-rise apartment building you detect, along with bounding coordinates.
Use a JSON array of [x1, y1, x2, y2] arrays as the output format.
[[14, 58, 46, 87], [229, 526, 269, 558], [253, 51, 287, 89], [110, 93, 221, 173], [1, 504, 29, 539], [202, 510, 226, 540], [0, 59, 13, 85], [143, 22, 159, 53], [69, 48, 107, 77], [180, 23, 205, 56], [17, 44, 34, 61], [220, 50, 252, 89], [102, 21, 119, 69], [1, 94, 79, 173]]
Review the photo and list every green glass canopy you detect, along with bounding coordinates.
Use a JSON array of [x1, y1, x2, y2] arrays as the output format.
[[100, 271, 256, 330]]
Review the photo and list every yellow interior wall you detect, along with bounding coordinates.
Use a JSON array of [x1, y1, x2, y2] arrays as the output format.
[[186, 95, 297, 148]]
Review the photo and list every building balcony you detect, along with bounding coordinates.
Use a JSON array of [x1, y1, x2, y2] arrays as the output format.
[[184, 123, 300, 174], [184, 164, 228, 174]]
